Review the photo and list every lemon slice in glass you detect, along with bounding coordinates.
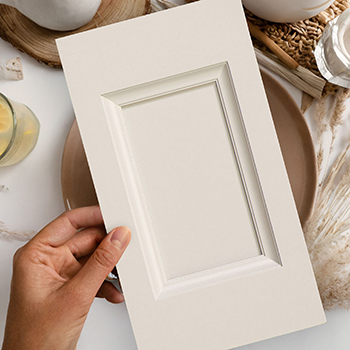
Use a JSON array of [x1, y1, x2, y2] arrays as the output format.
[[0, 103, 12, 133]]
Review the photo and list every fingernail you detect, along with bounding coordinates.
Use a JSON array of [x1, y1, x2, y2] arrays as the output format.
[[111, 226, 130, 249]]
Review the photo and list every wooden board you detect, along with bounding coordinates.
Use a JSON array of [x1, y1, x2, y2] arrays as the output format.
[[0, 0, 150, 68]]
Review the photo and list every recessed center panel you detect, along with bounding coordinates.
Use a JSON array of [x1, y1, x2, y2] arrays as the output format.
[[121, 82, 261, 280]]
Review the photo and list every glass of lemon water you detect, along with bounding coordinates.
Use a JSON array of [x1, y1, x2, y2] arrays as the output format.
[[0, 93, 40, 167]]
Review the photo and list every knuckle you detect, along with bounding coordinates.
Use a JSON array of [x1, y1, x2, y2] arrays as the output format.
[[57, 210, 70, 224], [16, 244, 48, 266]]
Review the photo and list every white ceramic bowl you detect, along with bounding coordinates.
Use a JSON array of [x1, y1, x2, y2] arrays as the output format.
[[243, 0, 335, 22], [0, 0, 102, 31]]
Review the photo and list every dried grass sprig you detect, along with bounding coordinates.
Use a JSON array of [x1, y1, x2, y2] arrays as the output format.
[[314, 95, 328, 143], [329, 88, 350, 153], [313, 89, 350, 187], [304, 87, 350, 309], [312, 95, 331, 182], [304, 145, 350, 309]]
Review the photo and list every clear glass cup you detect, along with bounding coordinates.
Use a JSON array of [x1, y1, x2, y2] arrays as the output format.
[[314, 8, 350, 88], [0, 93, 40, 167]]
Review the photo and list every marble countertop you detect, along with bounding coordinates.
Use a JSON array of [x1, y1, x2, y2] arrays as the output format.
[[1, 32, 350, 349]]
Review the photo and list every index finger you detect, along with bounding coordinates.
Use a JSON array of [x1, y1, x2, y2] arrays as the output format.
[[32, 205, 104, 247]]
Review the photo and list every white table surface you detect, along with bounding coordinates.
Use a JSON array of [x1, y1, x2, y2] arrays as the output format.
[[1, 26, 350, 350]]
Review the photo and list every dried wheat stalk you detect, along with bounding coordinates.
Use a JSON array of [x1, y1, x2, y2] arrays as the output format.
[[329, 88, 350, 153], [313, 94, 329, 181], [304, 88, 350, 309], [304, 144, 350, 309]]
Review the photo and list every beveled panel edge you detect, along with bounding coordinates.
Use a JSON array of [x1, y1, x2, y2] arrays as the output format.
[[101, 62, 282, 300]]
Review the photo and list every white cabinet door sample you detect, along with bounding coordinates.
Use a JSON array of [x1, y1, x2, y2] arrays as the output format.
[[57, 1, 325, 349]]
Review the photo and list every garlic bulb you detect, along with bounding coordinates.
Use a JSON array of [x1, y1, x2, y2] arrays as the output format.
[[0, 0, 102, 31]]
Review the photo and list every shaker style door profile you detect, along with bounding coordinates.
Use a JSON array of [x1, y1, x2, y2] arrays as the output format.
[[57, 1, 326, 349]]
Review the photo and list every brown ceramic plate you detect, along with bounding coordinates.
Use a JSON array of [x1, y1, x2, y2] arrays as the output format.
[[61, 70, 317, 226], [61, 120, 98, 210], [261, 70, 317, 225]]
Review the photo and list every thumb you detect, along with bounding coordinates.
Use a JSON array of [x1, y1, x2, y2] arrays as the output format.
[[70, 226, 131, 298]]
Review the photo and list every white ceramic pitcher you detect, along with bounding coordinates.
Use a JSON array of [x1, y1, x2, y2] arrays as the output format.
[[243, 0, 335, 22], [0, 0, 102, 31]]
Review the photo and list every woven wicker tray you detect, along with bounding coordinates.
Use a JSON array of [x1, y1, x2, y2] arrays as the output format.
[[246, 0, 350, 96], [0, 0, 151, 68]]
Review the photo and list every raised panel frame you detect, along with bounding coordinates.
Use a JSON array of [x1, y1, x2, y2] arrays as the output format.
[[102, 62, 281, 299]]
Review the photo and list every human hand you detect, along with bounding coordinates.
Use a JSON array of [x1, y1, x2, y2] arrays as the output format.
[[2, 205, 131, 350]]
